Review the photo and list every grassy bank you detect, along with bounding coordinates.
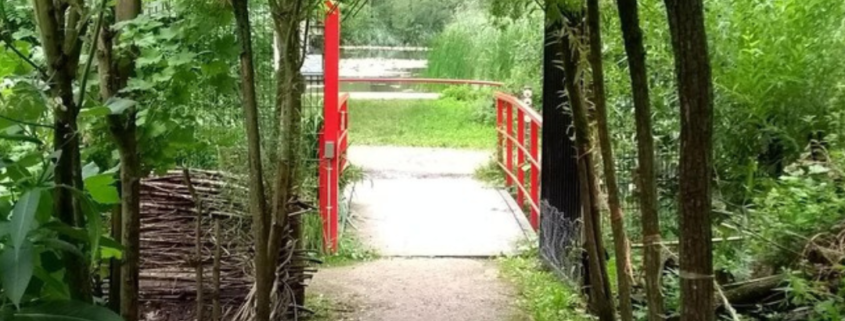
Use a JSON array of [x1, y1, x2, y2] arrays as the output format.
[[348, 98, 495, 149], [499, 246, 592, 321]]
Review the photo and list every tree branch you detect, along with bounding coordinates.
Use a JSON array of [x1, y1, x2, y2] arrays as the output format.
[[0, 37, 48, 78], [76, 0, 108, 108], [0, 114, 54, 129]]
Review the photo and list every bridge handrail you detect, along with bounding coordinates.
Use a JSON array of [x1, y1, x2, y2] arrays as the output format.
[[341, 77, 504, 87], [495, 92, 542, 230]]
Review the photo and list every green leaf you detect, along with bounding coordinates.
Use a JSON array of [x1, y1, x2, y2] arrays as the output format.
[[82, 163, 101, 181], [41, 222, 123, 252], [11, 191, 40, 253], [105, 97, 137, 115], [40, 238, 85, 258], [84, 171, 119, 205], [34, 190, 53, 224], [170, 51, 196, 66], [80, 106, 111, 118], [0, 240, 34, 308], [12, 301, 124, 321], [33, 266, 69, 300], [87, 182, 119, 205]]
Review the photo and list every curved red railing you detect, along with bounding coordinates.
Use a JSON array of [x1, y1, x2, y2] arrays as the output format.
[[340, 77, 504, 87], [495, 91, 542, 230]]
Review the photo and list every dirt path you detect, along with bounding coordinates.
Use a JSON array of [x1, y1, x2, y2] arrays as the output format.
[[308, 146, 529, 320]]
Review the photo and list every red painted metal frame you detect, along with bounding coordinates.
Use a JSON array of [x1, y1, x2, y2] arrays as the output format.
[[340, 77, 504, 87], [319, 1, 342, 253], [495, 91, 542, 230]]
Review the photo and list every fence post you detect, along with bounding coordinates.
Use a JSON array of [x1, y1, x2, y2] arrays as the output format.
[[530, 122, 540, 230], [497, 99, 504, 166], [321, 1, 341, 253], [505, 102, 513, 187], [517, 109, 525, 206]]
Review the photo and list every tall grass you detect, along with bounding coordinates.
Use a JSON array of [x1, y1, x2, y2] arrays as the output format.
[[424, 8, 543, 95]]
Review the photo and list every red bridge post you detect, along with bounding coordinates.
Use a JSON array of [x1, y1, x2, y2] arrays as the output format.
[[320, 1, 341, 253]]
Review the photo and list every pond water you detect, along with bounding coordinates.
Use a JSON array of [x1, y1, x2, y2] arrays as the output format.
[[339, 48, 430, 93]]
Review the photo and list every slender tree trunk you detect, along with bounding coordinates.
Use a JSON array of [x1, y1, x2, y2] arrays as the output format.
[[613, 0, 665, 319], [664, 1, 715, 320], [268, 0, 307, 308], [32, 0, 92, 302], [232, 0, 272, 320], [558, 16, 616, 321], [586, 1, 634, 320], [97, 1, 142, 319]]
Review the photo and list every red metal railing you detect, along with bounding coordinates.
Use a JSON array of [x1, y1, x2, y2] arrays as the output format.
[[495, 92, 542, 230], [319, 1, 342, 253], [340, 77, 504, 87]]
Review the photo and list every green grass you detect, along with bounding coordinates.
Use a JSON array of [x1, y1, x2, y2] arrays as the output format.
[[348, 98, 495, 150], [499, 244, 592, 321]]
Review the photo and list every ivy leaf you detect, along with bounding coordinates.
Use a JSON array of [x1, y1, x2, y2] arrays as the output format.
[[105, 97, 137, 115], [0, 240, 34, 308], [10, 190, 40, 254], [11, 301, 123, 321]]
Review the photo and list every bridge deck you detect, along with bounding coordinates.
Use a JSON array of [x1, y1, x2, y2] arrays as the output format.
[[347, 146, 532, 257]]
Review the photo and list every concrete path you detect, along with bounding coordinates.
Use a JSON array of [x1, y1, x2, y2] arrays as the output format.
[[309, 146, 530, 320], [346, 146, 531, 257]]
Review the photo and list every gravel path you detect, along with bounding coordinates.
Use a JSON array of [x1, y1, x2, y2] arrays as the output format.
[[308, 146, 529, 320], [309, 258, 524, 321]]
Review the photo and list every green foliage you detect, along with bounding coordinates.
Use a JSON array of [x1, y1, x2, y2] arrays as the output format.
[[750, 151, 845, 266], [7, 300, 124, 321], [499, 243, 592, 321], [424, 5, 543, 95], [342, 0, 463, 46]]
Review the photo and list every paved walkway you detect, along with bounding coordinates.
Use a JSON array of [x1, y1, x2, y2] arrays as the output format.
[[309, 146, 530, 320], [347, 146, 531, 257]]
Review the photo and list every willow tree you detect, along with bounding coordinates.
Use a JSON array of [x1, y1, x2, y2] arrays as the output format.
[[585, 0, 633, 320], [614, 0, 664, 319], [31, 0, 93, 302], [663, 0, 715, 320]]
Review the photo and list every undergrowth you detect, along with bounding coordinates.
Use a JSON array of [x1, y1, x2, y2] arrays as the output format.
[[499, 243, 593, 321]]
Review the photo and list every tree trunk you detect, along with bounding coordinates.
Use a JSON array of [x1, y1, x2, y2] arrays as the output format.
[[663, 1, 715, 320], [558, 16, 616, 321], [614, 0, 665, 319], [232, 0, 272, 320], [267, 0, 306, 309], [586, 0, 634, 320], [540, 0, 581, 280], [97, 1, 142, 319], [32, 0, 92, 302]]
